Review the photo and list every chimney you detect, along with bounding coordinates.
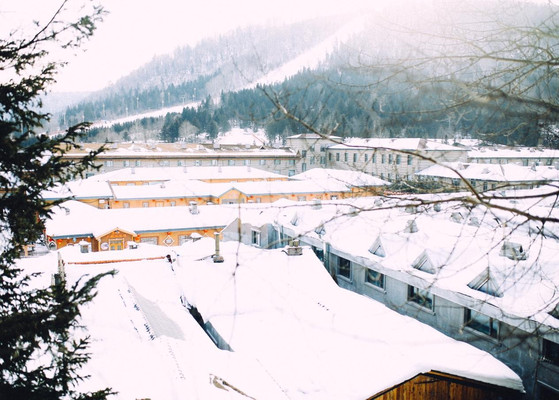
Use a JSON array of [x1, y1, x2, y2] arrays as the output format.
[[213, 232, 224, 263], [189, 201, 199, 214], [286, 239, 303, 256]]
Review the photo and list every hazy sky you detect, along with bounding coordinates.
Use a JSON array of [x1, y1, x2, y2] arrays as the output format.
[[3, 0, 381, 92], [2, 0, 552, 93]]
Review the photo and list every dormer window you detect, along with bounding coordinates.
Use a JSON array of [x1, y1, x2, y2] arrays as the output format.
[[500, 241, 528, 260], [412, 251, 436, 274], [290, 213, 299, 226], [550, 303, 559, 319], [468, 269, 503, 297], [369, 237, 385, 257]]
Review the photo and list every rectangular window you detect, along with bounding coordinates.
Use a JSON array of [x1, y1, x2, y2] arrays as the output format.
[[388, 154, 393, 164], [365, 269, 384, 289], [123, 202, 130, 208], [364, 154, 369, 162], [177, 160, 184, 166], [309, 145, 315, 152], [337, 256, 351, 279], [142, 202, 149, 208], [288, 159, 295, 166], [159, 160, 170, 166], [372, 153, 377, 164], [170, 201, 176, 207], [353, 153, 358, 162], [123, 160, 130, 167], [311, 246, 324, 262], [105, 160, 114, 167], [228, 159, 235, 166], [320, 156, 325, 165], [543, 339, 559, 366], [329, 153, 332, 161], [244, 159, 251, 166], [381, 154, 386, 164], [336, 153, 340, 161], [464, 309, 498, 338], [211, 159, 218, 166], [344, 153, 348, 162], [259, 159, 266, 165], [301, 163, 307, 172], [407, 155, 412, 165], [310, 156, 315, 165], [135, 160, 142, 167], [288, 170, 295, 177], [194, 160, 201, 166], [396, 155, 401, 165], [251, 230, 261, 247], [297, 196, 306, 201], [274, 159, 281, 165], [301, 150, 307, 158], [408, 286, 434, 310]]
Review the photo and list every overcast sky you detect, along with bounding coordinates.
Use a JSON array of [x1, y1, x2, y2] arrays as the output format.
[[3, 0, 382, 92], [2, 0, 552, 93]]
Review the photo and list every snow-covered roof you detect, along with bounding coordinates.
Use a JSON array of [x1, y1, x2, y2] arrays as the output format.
[[268, 192, 559, 333], [328, 137, 465, 152], [468, 146, 559, 160], [179, 240, 523, 398], [18, 239, 522, 399], [292, 167, 389, 187], [42, 180, 113, 201], [416, 162, 559, 183], [87, 166, 287, 183], [45, 201, 239, 239]]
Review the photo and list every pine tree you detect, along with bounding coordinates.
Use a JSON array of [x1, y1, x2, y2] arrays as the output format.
[[0, 2, 114, 399]]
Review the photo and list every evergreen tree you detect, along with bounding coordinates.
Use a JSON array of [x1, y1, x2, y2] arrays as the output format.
[[0, 2, 113, 399]]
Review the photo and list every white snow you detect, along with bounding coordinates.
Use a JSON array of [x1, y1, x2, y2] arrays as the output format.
[[15, 239, 523, 399]]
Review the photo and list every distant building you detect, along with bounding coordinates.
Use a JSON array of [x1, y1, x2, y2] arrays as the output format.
[[62, 142, 299, 176]]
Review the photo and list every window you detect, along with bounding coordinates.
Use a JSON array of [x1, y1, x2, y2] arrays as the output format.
[[396, 155, 401, 165], [159, 160, 170, 166], [274, 159, 281, 165], [135, 160, 142, 167], [381, 154, 386, 164], [365, 269, 385, 289], [320, 156, 325, 165], [310, 156, 315, 165], [123, 160, 130, 167], [344, 153, 348, 162], [309, 145, 315, 152], [369, 238, 385, 257], [336, 153, 340, 161], [288, 159, 295, 166], [228, 159, 235, 166], [288, 170, 295, 176], [194, 160, 201, 166], [337, 256, 351, 279], [251, 230, 261, 247], [388, 154, 393, 164], [178, 235, 189, 245], [177, 160, 184, 166], [302, 163, 307, 172], [211, 159, 218, 166], [142, 202, 149, 208], [464, 309, 498, 338], [412, 252, 436, 274], [372, 153, 377, 164], [483, 181, 488, 192], [301, 150, 307, 158], [408, 286, 434, 310], [259, 159, 266, 165], [407, 155, 412, 165], [244, 159, 251, 166], [170, 201, 176, 207], [123, 202, 130, 208], [297, 196, 306, 201], [468, 270, 503, 297], [353, 153, 358, 163], [105, 160, 114, 167], [543, 339, 559, 366], [364, 154, 369, 162], [311, 246, 324, 261], [329, 153, 332, 161]]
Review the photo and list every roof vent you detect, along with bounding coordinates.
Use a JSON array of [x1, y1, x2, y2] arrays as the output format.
[[286, 239, 303, 256], [374, 198, 383, 207], [433, 203, 442, 212], [212, 232, 224, 263], [312, 199, 322, 210], [189, 201, 199, 215], [500, 241, 527, 260], [468, 216, 480, 227], [404, 219, 418, 233], [451, 212, 463, 223]]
